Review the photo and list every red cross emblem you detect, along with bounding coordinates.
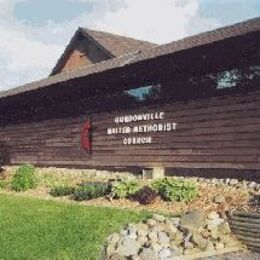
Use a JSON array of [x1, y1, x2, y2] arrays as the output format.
[[81, 120, 91, 152]]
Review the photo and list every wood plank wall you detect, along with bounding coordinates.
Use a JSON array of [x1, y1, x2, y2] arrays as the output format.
[[0, 89, 260, 169]]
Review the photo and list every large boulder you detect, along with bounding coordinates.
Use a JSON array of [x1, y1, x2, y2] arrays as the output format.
[[180, 210, 206, 229]]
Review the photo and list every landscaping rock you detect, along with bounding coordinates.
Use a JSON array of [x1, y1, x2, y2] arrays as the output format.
[[147, 241, 163, 252], [157, 231, 169, 245], [230, 179, 239, 186], [201, 229, 210, 239], [156, 222, 167, 232], [128, 227, 138, 240], [152, 214, 166, 222], [172, 246, 183, 256], [170, 238, 182, 247], [117, 237, 141, 257], [148, 230, 158, 243], [180, 209, 206, 228], [213, 195, 226, 204], [131, 255, 140, 260], [106, 244, 116, 257], [158, 248, 171, 259], [135, 223, 149, 231], [207, 218, 224, 230], [206, 241, 215, 252], [165, 219, 178, 233], [255, 184, 260, 192], [191, 231, 208, 250], [103, 212, 241, 259], [120, 229, 128, 236], [184, 241, 195, 249], [109, 253, 125, 260], [184, 248, 201, 255], [208, 212, 220, 220], [210, 228, 219, 240], [220, 235, 233, 245], [146, 219, 157, 227], [218, 221, 231, 235], [108, 233, 121, 245], [137, 228, 147, 238], [136, 235, 148, 246], [215, 242, 225, 251], [170, 217, 180, 225], [139, 248, 156, 260], [248, 182, 257, 189], [175, 230, 184, 241]]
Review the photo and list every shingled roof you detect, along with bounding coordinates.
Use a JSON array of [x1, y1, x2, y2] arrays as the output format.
[[50, 27, 157, 75], [1, 17, 260, 100], [82, 28, 157, 57]]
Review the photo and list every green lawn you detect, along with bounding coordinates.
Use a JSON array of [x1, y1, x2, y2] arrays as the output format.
[[0, 194, 149, 260]]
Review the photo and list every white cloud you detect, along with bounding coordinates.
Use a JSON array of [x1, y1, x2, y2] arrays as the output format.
[[0, 0, 65, 90], [0, 0, 222, 91], [94, 0, 220, 43], [0, 27, 62, 71]]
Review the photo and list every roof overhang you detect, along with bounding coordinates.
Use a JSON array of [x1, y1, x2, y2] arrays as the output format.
[[0, 17, 260, 103]]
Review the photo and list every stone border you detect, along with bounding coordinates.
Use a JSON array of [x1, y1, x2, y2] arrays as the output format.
[[103, 210, 243, 260]]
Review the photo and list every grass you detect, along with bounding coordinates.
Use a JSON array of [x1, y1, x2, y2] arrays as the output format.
[[0, 194, 149, 260]]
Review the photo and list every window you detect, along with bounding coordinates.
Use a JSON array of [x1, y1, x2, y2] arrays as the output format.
[[189, 65, 260, 91], [125, 84, 162, 102]]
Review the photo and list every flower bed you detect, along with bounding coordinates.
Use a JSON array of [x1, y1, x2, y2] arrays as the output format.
[[0, 166, 259, 216]]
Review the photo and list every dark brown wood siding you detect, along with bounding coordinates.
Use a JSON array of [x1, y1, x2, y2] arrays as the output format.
[[0, 89, 260, 169]]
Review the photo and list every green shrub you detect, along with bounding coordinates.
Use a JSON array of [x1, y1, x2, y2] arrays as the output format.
[[11, 164, 37, 192], [0, 180, 8, 189], [111, 180, 140, 199], [152, 178, 198, 202], [132, 186, 158, 205], [73, 182, 110, 201], [79, 181, 112, 190], [50, 186, 75, 197]]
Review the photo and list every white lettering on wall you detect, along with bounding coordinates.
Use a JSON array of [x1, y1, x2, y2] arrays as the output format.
[[123, 136, 152, 145], [114, 112, 165, 124], [107, 123, 177, 135], [107, 111, 177, 145]]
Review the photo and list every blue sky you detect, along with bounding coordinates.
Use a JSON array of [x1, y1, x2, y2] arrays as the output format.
[[0, 0, 259, 91], [15, 0, 93, 25], [14, 0, 260, 26], [200, 0, 260, 24]]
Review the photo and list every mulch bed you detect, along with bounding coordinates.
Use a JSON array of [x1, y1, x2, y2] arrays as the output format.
[[82, 184, 250, 215]]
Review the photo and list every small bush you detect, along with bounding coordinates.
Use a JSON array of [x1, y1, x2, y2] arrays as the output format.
[[0, 180, 8, 189], [111, 180, 140, 199], [152, 178, 198, 202], [79, 181, 112, 190], [73, 182, 110, 201], [132, 186, 158, 205], [50, 186, 75, 197], [11, 164, 37, 191]]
